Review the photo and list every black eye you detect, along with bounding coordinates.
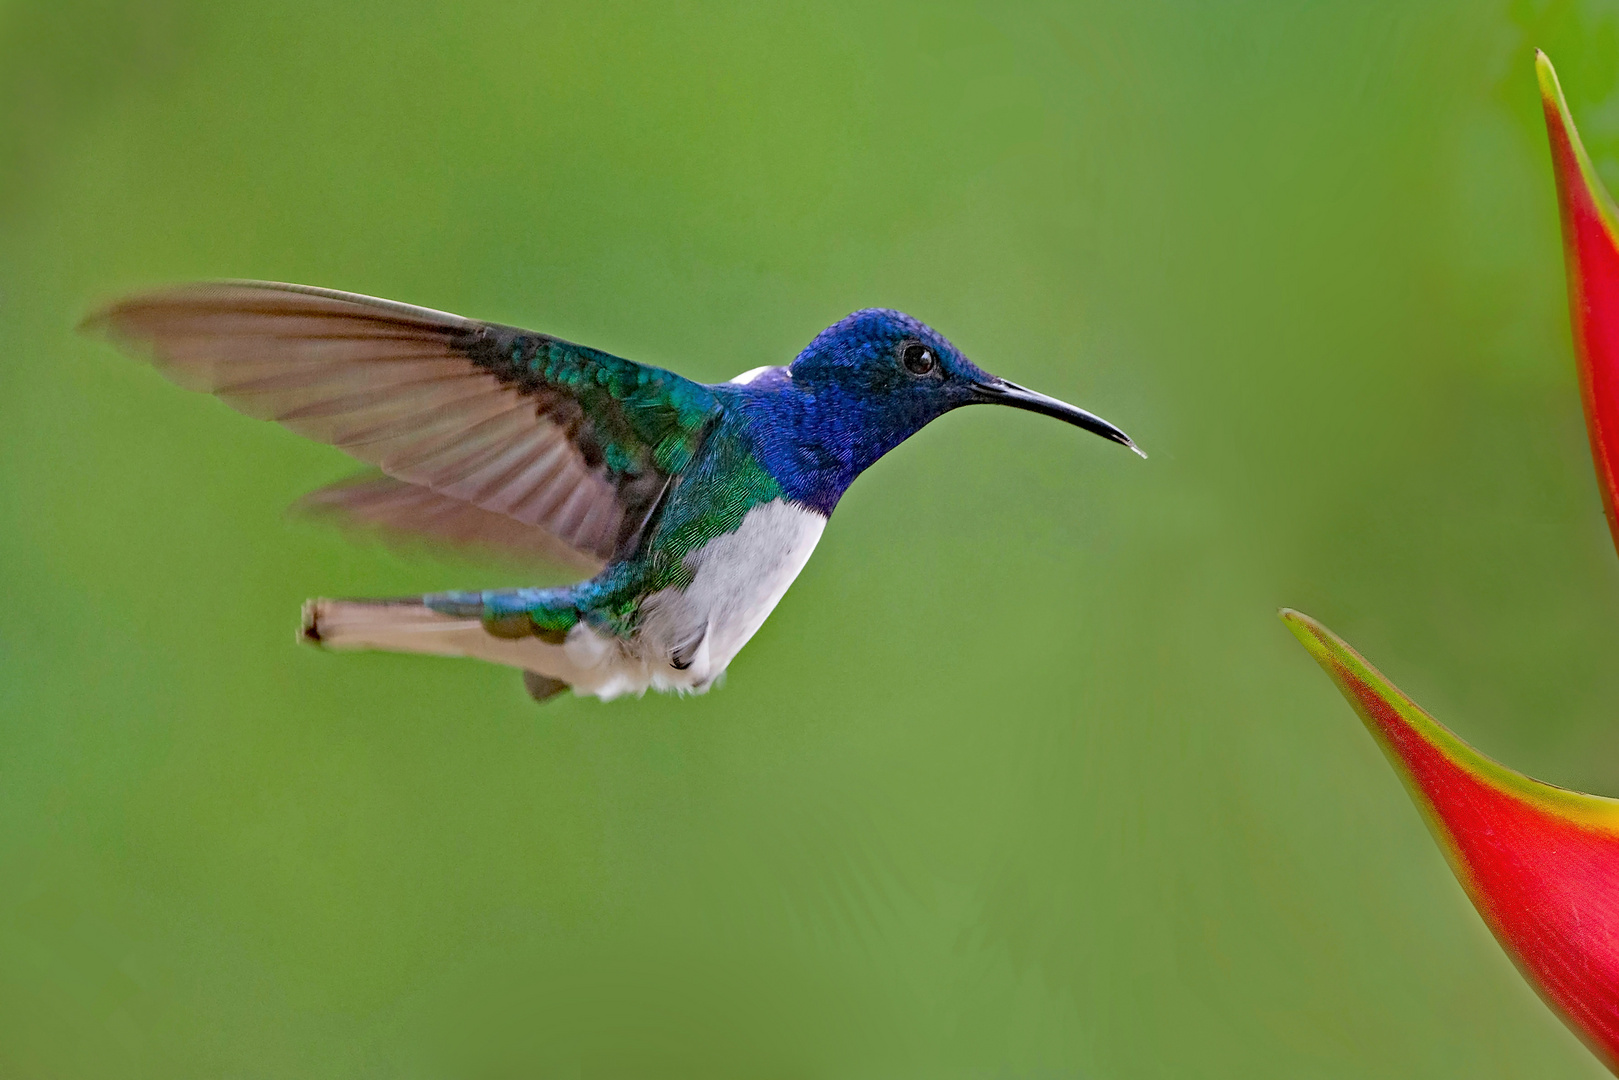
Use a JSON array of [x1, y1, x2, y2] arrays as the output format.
[[901, 341, 936, 375]]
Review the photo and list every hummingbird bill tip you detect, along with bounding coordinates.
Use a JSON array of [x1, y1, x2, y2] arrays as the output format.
[[972, 378, 1145, 458]]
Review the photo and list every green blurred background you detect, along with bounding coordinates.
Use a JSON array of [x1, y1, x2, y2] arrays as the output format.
[[6, 0, 1619, 1076]]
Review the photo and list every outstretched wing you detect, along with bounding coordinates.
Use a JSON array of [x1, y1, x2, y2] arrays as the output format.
[[89, 281, 721, 563]]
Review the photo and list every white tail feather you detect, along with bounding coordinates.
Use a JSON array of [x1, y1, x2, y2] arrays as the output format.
[[300, 597, 580, 677], [301, 599, 485, 658]]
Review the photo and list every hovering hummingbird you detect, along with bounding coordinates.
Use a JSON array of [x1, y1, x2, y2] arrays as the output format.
[[91, 282, 1142, 702]]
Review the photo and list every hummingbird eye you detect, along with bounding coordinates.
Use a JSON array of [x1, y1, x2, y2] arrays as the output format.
[[900, 341, 936, 375]]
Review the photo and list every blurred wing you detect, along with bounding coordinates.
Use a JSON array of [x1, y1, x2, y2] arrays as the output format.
[[88, 281, 721, 563], [296, 471, 606, 574]]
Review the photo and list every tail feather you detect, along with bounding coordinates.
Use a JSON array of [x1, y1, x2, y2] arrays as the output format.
[[301, 598, 483, 658], [300, 597, 578, 682]]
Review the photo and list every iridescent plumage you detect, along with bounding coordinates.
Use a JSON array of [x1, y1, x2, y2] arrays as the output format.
[[90, 281, 1141, 702]]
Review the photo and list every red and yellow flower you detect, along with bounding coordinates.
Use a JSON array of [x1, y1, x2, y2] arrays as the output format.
[[1282, 52, 1619, 1074]]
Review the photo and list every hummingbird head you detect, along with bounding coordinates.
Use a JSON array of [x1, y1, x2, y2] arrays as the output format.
[[787, 308, 1143, 461]]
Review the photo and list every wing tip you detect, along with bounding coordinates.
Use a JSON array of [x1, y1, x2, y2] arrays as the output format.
[[78, 292, 145, 341]]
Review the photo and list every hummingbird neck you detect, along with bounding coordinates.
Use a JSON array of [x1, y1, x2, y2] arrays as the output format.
[[724, 369, 938, 515]]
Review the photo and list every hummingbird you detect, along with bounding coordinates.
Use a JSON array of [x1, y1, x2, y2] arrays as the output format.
[[90, 281, 1142, 703]]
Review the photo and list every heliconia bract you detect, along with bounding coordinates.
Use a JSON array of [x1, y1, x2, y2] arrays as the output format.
[[1282, 610, 1619, 1072], [1274, 58, 1619, 1065], [1541, 49, 1619, 554]]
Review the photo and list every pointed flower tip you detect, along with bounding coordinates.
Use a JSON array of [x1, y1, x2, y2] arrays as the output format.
[[1278, 607, 1339, 666], [1287, 611, 1619, 1073], [1277, 605, 1309, 637], [1538, 50, 1574, 129]]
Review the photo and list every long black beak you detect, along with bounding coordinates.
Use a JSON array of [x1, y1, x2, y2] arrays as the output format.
[[972, 378, 1146, 458]]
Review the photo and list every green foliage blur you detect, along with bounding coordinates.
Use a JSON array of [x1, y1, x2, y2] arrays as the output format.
[[5, 1, 1619, 1076]]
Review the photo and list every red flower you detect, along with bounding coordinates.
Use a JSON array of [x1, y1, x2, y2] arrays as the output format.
[[1282, 53, 1619, 1074]]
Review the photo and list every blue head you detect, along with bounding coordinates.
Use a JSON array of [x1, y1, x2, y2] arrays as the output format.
[[730, 308, 1142, 514]]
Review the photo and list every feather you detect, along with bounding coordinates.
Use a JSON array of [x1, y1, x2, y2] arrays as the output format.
[[294, 471, 606, 574], [88, 280, 719, 563]]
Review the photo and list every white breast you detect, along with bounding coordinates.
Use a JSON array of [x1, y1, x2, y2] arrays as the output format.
[[638, 499, 825, 685], [526, 499, 825, 701]]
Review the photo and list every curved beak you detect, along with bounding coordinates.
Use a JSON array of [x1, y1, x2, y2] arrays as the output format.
[[971, 378, 1146, 458]]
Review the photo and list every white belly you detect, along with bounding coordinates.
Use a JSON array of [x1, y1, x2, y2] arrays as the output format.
[[559, 499, 826, 700]]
